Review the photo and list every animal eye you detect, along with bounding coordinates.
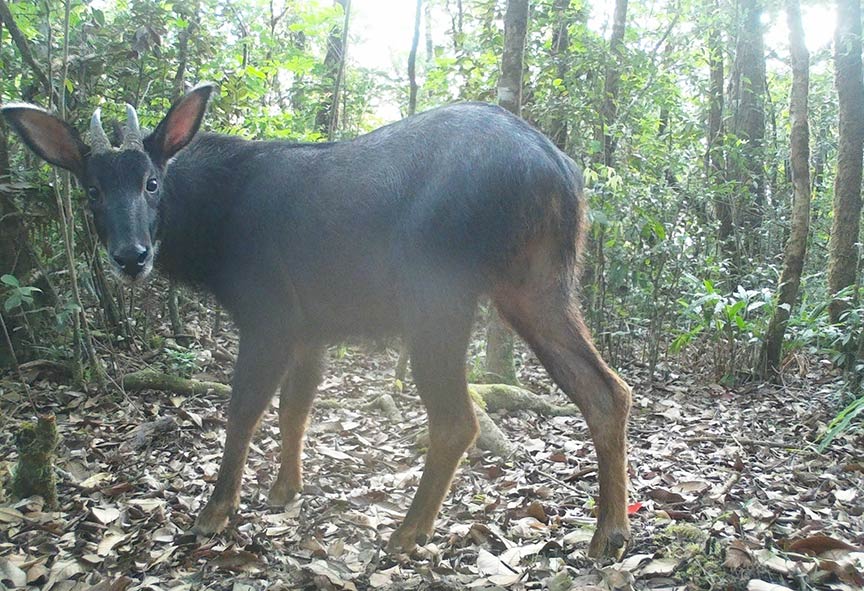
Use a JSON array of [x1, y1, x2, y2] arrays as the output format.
[[87, 186, 100, 201], [146, 178, 158, 192]]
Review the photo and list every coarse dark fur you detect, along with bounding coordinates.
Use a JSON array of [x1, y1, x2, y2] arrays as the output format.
[[1, 86, 631, 558], [156, 103, 584, 336]]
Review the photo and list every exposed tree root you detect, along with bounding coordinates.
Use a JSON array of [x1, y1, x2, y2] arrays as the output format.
[[122, 369, 232, 397], [469, 383, 577, 416], [361, 393, 402, 421], [117, 372, 563, 459], [473, 403, 516, 457], [121, 416, 180, 452]]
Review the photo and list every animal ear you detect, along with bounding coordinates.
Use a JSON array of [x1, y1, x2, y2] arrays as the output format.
[[1, 104, 88, 176], [145, 83, 215, 166]]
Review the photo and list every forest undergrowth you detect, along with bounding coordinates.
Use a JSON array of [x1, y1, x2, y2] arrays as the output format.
[[0, 285, 862, 591]]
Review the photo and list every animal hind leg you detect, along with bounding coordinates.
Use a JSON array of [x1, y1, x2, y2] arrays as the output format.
[[269, 346, 323, 506], [495, 283, 632, 558]]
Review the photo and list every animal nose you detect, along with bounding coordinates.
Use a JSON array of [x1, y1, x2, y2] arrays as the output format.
[[112, 244, 150, 275]]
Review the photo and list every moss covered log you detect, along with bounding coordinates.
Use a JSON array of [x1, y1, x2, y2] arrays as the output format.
[[10, 414, 59, 508], [122, 369, 232, 397], [468, 383, 577, 416]]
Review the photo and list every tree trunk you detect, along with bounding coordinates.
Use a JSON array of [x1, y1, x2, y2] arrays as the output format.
[[828, 0, 864, 324], [424, 0, 433, 67], [706, 0, 732, 257], [0, 0, 60, 106], [0, 120, 36, 367], [0, 15, 39, 284], [485, 0, 529, 386], [496, 0, 528, 116], [599, 0, 628, 167], [166, 3, 198, 337], [728, 0, 767, 253], [408, 0, 422, 115], [395, 0, 425, 380], [171, 10, 194, 101], [446, 0, 464, 52], [547, 0, 571, 151], [760, 0, 811, 379], [585, 0, 627, 337], [315, 0, 350, 139], [0, 122, 33, 280], [1, 5, 60, 367]]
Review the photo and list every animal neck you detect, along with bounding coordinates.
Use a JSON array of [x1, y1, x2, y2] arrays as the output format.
[[153, 134, 240, 291]]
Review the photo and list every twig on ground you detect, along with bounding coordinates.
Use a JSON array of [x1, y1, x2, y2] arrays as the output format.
[[685, 435, 810, 450]]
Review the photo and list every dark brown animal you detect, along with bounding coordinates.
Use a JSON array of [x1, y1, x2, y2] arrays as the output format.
[[1, 85, 632, 557]]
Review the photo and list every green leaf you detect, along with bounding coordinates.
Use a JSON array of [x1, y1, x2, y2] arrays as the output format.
[[747, 301, 766, 312], [4, 294, 21, 311], [1, 274, 20, 287]]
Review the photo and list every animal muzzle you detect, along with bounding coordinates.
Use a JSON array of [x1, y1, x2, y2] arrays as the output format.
[[110, 243, 152, 281]]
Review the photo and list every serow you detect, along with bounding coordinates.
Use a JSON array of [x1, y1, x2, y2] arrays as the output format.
[[2, 84, 632, 558]]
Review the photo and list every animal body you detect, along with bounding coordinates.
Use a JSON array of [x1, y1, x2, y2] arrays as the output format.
[[2, 84, 632, 557]]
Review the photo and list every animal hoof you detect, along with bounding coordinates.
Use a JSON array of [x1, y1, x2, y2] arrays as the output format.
[[387, 524, 432, 555], [387, 528, 417, 555], [192, 503, 231, 536], [268, 481, 300, 506], [587, 525, 630, 559]]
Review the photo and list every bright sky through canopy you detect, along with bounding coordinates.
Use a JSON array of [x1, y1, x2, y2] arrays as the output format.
[[350, 0, 837, 77]]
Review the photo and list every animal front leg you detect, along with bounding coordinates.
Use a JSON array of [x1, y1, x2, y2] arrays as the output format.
[[193, 331, 290, 535]]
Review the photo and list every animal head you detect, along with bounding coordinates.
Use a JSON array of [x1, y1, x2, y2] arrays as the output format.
[[1, 83, 214, 284]]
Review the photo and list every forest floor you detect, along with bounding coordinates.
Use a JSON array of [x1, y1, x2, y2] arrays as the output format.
[[0, 309, 863, 591]]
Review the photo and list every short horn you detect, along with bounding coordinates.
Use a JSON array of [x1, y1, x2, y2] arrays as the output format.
[[89, 108, 112, 153], [121, 103, 143, 150]]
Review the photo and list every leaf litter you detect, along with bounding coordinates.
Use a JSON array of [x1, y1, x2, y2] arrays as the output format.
[[0, 316, 862, 590]]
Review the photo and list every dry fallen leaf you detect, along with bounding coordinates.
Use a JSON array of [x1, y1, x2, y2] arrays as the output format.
[[476, 548, 518, 577], [368, 572, 391, 587], [526, 500, 549, 524], [0, 507, 24, 524], [648, 488, 686, 504], [600, 565, 635, 591], [618, 553, 652, 572], [817, 559, 864, 587], [834, 488, 856, 503], [0, 558, 26, 588], [641, 558, 679, 577], [43, 559, 83, 591], [79, 472, 113, 490], [209, 549, 261, 573], [746, 580, 794, 591], [91, 506, 121, 525], [724, 540, 754, 570], [788, 534, 858, 556], [97, 530, 129, 556], [671, 480, 711, 495]]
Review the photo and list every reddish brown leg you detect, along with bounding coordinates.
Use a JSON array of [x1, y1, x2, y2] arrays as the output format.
[[269, 347, 323, 506], [388, 293, 479, 553], [496, 285, 632, 558], [193, 328, 291, 535]]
